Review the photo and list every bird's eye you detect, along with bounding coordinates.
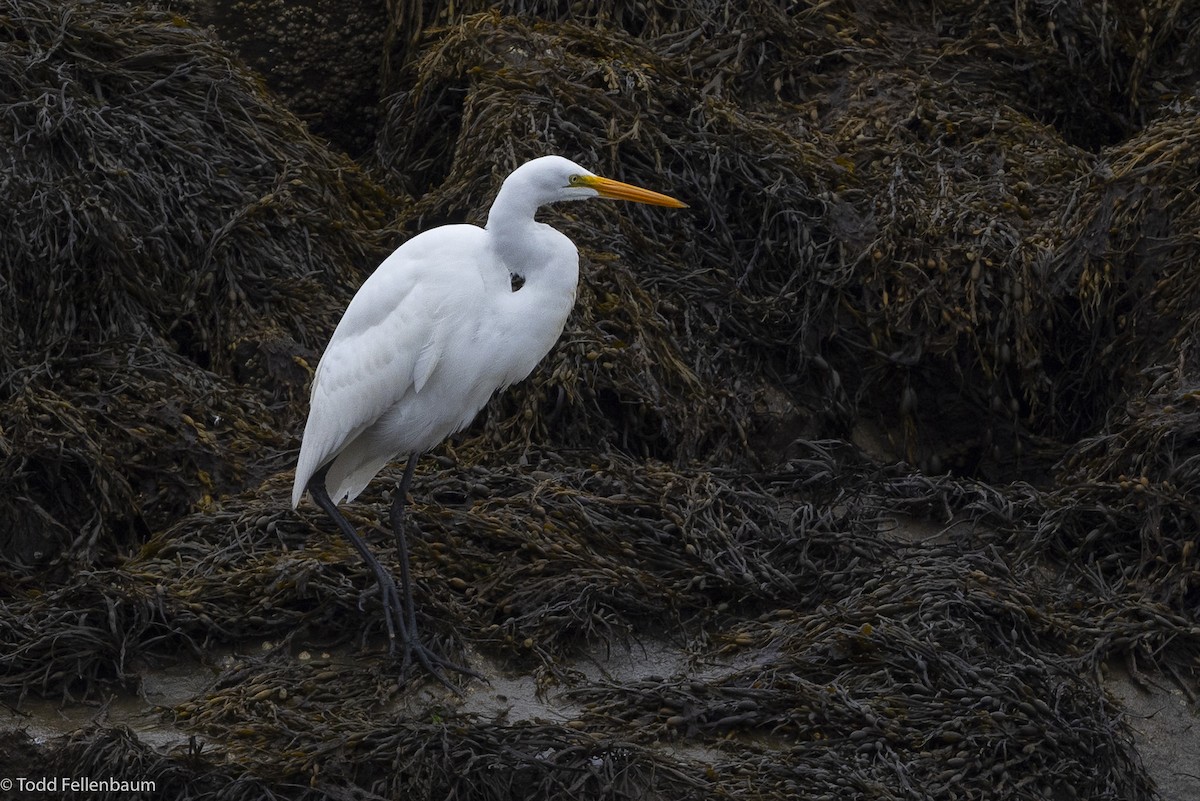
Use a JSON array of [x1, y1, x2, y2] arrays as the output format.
[[568, 174, 583, 186]]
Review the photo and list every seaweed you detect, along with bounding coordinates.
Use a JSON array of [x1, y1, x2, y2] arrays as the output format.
[[1022, 366, 1200, 630], [0, 0, 395, 573], [4, 1, 1200, 799]]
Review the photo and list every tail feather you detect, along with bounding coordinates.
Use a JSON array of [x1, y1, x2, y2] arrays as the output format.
[[323, 443, 395, 505]]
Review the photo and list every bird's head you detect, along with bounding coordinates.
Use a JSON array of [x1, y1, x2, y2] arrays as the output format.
[[509, 155, 688, 209]]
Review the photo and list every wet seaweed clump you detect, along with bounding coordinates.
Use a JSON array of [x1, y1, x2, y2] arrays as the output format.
[[165, 0, 390, 157], [1045, 98, 1200, 430], [571, 549, 1155, 800], [3, 451, 1168, 798], [0, 0, 395, 574], [1012, 368, 1200, 687], [372, 3, 1200, 478]]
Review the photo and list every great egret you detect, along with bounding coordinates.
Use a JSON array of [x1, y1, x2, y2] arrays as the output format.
[[292, 155, 686, 685]]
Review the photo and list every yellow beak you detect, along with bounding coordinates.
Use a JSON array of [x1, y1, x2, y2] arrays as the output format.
[[583, 175, 688, 208]]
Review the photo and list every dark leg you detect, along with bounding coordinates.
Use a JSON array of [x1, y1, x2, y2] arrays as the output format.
[[391, 457, 421, 658], [305, 460, 481, 690], [306, 464, 411, 657], [391, 454, 483, 685]]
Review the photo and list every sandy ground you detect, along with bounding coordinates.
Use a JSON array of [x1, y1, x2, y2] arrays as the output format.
[[1104, 664, 1200, 800]]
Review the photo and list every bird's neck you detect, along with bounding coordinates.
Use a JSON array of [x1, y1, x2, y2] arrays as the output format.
[[485, 196, 578, 296], [484, 201, 580, 371], [486, 180, 541, 231]]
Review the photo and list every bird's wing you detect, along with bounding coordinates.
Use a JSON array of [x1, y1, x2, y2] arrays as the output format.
[[291, 226, 487, 506]]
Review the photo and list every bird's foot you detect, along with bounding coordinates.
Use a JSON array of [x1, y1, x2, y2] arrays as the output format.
[[377, 583, 482, 693], [400, 636, 485, 694]]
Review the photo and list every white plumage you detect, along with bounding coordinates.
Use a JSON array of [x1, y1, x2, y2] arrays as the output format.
[[292, 155, 686, 507]]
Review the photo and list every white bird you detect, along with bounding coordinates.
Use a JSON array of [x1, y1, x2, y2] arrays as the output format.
[[291, 155, 687, 686]]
